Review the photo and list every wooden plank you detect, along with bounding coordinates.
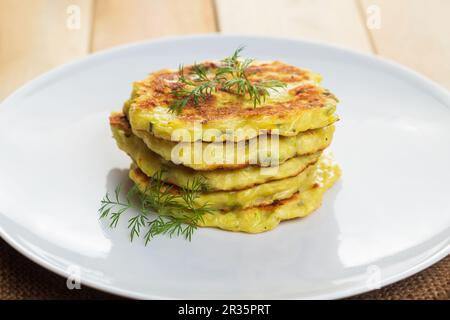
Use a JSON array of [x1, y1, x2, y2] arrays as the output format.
[[0, 0, 94, 100], [215, 0, 372, 52], [90, 0, 217, 51], [359, 0, 450, 89]]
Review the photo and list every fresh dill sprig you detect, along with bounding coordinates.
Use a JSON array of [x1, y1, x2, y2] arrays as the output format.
[[168, 46, 287, 113], [98, 171, 213, 244], [217, 46, 287, 107], [169, 64, 219, 113]]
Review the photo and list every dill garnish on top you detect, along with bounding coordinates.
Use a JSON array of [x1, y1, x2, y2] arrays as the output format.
[[169, 46, 287, 113]]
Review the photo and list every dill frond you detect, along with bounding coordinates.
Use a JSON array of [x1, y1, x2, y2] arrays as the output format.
[[99, 173, 213, 244], [168, 47, 287, 113]]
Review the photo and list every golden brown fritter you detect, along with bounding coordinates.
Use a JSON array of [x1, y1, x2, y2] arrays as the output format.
[[124, 60, 338, 142]]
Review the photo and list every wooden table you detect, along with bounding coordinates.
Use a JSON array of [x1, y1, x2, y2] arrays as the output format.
[[0, 0, 449, 299], [1, 0, 449, 100]]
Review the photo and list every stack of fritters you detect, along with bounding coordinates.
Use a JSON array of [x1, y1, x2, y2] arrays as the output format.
[[110, 61, 340, 233]]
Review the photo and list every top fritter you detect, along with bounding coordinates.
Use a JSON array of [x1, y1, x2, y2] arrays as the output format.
[[124, 52, 338, 142]]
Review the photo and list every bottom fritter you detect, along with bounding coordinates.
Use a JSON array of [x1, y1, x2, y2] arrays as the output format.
[[129, 153, 341, 233]]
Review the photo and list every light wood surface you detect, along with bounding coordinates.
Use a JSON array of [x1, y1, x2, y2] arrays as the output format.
[[91, 0, 216, 51], [0, 0, 449, 101], [360, 0, 450, 89], [0, 0, 94, 99], [216, 0, 372, 52]]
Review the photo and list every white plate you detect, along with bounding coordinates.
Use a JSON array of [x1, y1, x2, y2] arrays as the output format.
[[0, 34, 449, 300]]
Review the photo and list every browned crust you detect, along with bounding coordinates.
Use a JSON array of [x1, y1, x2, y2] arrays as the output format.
[[258, 182, 321, 213], [109, 112, 131, 133], [254, 192, 301, 212], [130, 61, 336, 123]]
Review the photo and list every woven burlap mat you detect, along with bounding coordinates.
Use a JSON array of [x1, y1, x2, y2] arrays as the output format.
[[0, 238, 448, 300]]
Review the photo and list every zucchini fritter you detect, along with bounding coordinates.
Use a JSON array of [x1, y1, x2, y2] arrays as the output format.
[[130, 153, 341, 233], [124, 61, 338, 142], [111, 112, 334, 171], [111, 121, 321, 191], [130, 160, 318, 211]]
